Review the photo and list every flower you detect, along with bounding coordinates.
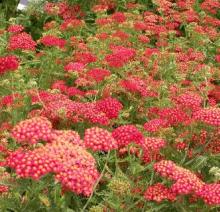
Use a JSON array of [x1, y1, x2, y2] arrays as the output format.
[[7, 24, 24, 33], [193, 108, 220, 127], [8, 32, 36, 51], [144, 119, 167, 132], [196, 183, 220, 205], [84, 127, 118, 151], [144, 183, 176, 202], [64, 62, 85, 72], [86, 68, 111, 82], [11, 116, 54, 144], [112, 125, 144, 147], [0, 55, 19, 75], [154, 160, 205, 194], [40, 35, 66, 48], [95, 97, 123, 119]]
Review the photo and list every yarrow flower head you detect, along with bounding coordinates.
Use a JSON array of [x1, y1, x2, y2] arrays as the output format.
[[52, 130, 84, 147], [144, 183, 176, 202], [144, 119, 167, 132], [193, 108, 220, 127], [8, 32, 36, 51], [196, 183, 220, 205], [64, 62, 85, 72], [84, 127, 118, 151], [7, 24, 24, 33], [86, 68, 111, 82], [11, 116, 54, 144], [40, 35, 66, 48], [141, 137, 166, 151], [95, 97, 123, 119], [6, 149, 58, 180], [6, 138, 100, 196], [0, 55, 19, 75], [154, 160, 205, 195], [112, 125, 144, 147], [173, 92, 202, 111]]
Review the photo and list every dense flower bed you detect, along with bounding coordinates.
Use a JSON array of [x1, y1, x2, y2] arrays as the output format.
[[0, 0, 220, 211]]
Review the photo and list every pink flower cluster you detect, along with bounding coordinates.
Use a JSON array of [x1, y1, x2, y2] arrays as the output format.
[[120, 76, 158, 97], [40, 35, 66, 48], [105, 46, 136, 68], [86, 68, 111, 82], [0, 55, 19, 75], [154, 160, 205, 195], [8, 32, 36, 51], [7, 24, 24, 33], [84, 127, 118, 151], [193, 108, 220, 127], [11, 116, 54, 144], [144, 183, 176, 202], [144, 119, 167, 132], [173, 92, 202, 111], [6, 139, 99, 196], [30, 91, 122, 125], [112, 125, 144, 147]]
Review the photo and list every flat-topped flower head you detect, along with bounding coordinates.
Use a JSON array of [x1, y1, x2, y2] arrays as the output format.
[[11, 116, 53, 144], [8, 32, 36, 51], [193, 108, 220, 127], [95, 97, 123, 119], [0, 55, 19, 75], [84, 127, 118, 151], [144, 183, 176, 202], [112, 125, 144, 147]]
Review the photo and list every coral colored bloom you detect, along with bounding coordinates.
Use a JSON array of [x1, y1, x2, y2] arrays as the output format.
[[95, 97, 123, 119], [11, 116, 54, 144], [40, 35, 66, 48], [0, 55, 19, 75], [87, 68, 111, 82], [84, 127, 118, 151], [64, 62, 85, 72], [8, 32, 36, 51], [7, 24, 24, 33], [193, 108, 220, 127], [144, 183, 176, 202], [112, 125, 144, 147]]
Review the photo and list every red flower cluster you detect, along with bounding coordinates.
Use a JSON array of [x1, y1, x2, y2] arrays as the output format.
[[120, 76, 158, 97], [157, 108, 190, 126], [144, 119, 167, 132], [95, 97, 123, 119], [112, 125, 144, 147], [52, 130, 84, 147], [7, 24, 24, 33], [11, 116, 54, 144], [84, 127, 118, 151], [105, 46, 136, 68], [193, 108, 220, 127], [0, 185, 8, 194], [6, 149, 58, 180], [40, 35, 66, 48], [0, 55, 19, 75], [8, 32, 36, 51], [60, 19, 83, 31], [74, 52, 97, 65], [111, 12, 126, 23], [173, 92, 202, 111], [86, 68, 111, 82], [64, 62, 85, 72], [6, 139, 99, 196], [154, 160, 205, 195], [144, 183, 176, 202], [141, 137, 166, 164], [196, 183, 220, 205]]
